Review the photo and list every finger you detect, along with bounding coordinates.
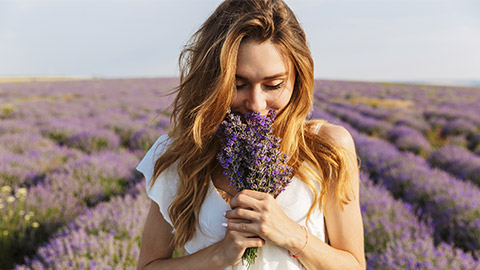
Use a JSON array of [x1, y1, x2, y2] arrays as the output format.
[[243, 237, 265, 248], [231, 230, 260, 239], [223, 221, 256, 233], [225, 207, 259, 221], [227, 232, 265, 248], [237, 189, 271, 200], [230, 191, 263, 210], [227, 217, 252, 224]]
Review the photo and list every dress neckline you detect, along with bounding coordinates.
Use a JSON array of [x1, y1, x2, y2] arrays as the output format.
[[209, 180, 232, 208]]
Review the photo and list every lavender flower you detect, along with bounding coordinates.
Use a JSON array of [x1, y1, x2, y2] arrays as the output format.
[[429, 145, 480, 186], [216, 109, 293, 268], [387, 125, 432, 155], [442, 118, 478, 137], [66, 129, 121, 154], [129, 128, 164, 152]]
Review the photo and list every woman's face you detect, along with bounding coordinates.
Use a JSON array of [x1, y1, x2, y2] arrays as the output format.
[[231, 40, 295, 116]]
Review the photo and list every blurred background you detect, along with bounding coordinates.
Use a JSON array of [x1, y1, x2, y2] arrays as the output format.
[[2, 1, 480, 269], [1, 0, 479, 85]]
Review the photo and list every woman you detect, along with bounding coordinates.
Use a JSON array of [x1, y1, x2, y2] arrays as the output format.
[[136, 0, 365, 269]]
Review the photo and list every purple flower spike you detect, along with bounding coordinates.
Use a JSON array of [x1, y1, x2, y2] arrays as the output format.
[[216, 109, 293, 267], [217, 110, 292, 198]]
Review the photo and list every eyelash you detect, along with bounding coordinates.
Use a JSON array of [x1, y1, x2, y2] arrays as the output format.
[[267, 82, 284, 90], [235, 82, 284, 90]]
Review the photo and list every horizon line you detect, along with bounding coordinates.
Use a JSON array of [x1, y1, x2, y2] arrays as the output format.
[[0, 76, 479, 88]]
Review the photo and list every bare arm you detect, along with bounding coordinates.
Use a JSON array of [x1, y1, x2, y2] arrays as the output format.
[[295, 124, 366, 269], [137, 199, 265, 270]]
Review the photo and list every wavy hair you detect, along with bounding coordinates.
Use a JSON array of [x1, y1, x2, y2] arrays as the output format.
[[149, 0, 354, 249]]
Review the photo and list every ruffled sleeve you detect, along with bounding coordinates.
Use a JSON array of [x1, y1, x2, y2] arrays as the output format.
[[135, 134, 178, 231]]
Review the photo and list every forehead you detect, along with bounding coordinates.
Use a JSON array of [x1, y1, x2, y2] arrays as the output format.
[[236, 40, 292, 80]]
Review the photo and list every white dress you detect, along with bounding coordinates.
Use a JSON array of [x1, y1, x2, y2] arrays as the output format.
[[136, 124, 326, 270]]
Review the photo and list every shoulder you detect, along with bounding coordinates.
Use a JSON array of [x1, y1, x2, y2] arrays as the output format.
[[136, 133, 173, 185], [152, 134, 171, 153], [319, 123, 354, 148], [313, 122, 356, 155]]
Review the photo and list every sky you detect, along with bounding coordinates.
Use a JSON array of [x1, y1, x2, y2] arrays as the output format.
[[0, 0, 479, 84]]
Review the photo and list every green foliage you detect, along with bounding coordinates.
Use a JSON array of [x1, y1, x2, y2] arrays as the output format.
[[0, 186, 42, 269], [0, 103, 16, 119]]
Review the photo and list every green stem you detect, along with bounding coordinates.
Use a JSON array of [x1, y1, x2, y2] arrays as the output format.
[[242, 247, 258, 269]]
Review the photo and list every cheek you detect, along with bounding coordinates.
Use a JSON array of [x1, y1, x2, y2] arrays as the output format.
[[230, 92, 240, 107], [271, 88, 293, 109]]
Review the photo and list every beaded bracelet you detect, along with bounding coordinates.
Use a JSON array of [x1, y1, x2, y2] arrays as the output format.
[[288, 225, 308, 260]]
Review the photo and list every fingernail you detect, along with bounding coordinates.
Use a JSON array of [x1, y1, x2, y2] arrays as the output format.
[[221, 223, 228, 228], [222, 211, 226, 217]]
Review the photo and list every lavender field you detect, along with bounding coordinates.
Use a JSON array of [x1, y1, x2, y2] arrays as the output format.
[[1, 78, 479, 269]]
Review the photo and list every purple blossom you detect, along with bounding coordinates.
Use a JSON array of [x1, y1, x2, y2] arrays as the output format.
[[360, 173, 478, 268], [428, 117, 448, 129], [129, 128, 165, 152], [15, 181, 149, 270], [0, 118, 39, 135], [447, 134, 469, 148], [387, 125, 432, 154], [429, 145, 480, 186], [0, 133, 55, 155], [216, 110, 293, 197], [39, 119, 84, 145], [66, 129, 121, 154], [0, 144, 81, 187], [394, 117, 431, 133], [442, 118, 478, 136], [469, 134, 480, 152], [325, 104, 393, 137], [216, 109, 293, 267]]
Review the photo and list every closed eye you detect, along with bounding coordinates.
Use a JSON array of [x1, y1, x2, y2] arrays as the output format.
[[235, 84, 247, 90], [266, 82, 284, 90], [235, 81, 284, 90]]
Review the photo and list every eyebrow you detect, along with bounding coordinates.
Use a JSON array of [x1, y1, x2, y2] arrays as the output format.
[[235, 72, 287, 81]]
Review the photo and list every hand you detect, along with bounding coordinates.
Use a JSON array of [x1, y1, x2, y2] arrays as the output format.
[[223, 189, 303, 251], [217, 217, 265, 267]]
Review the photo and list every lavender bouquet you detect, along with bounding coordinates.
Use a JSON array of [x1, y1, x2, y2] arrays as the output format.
[[216, 109, 293, 268]]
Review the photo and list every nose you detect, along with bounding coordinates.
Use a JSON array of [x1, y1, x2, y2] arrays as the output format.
[[245, 87, 267, 114]]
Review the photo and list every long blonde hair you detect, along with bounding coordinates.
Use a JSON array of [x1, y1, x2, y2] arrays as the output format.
[[149, 0, 354, 249]]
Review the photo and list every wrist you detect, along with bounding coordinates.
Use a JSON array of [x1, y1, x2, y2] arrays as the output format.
[[287, 224, 308, 257], [211, 241, 230, 269]]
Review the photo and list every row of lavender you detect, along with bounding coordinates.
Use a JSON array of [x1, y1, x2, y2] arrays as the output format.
[[318, 97, 480, 188], [0, 141, 139, 264], [322, 102, 480, 188], [311, 107, 480, 262], [0, 79, 175, 269], [14, 168, 478, 269], [14, 182, 149, 269], [0, 79, 175, 158]]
